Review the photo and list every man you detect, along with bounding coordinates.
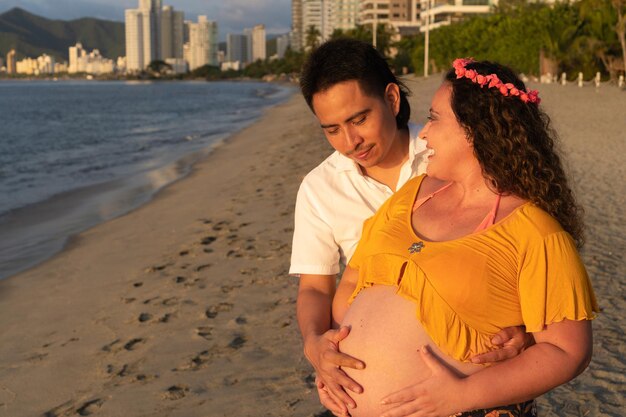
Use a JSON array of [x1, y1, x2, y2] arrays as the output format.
[[291, 39, 527, 416]]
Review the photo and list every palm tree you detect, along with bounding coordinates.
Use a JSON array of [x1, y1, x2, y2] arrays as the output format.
[[305, 25, 322, 51]]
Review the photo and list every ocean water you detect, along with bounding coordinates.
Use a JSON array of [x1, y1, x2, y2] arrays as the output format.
[[0, 80, 295, 280]]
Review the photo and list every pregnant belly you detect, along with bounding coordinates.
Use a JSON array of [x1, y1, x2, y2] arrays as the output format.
[[339, 285, 482, 417]]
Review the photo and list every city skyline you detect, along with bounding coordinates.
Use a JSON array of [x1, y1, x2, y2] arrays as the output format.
[[0, 0, 291, 40]]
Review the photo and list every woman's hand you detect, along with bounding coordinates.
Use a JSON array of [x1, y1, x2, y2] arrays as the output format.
[[470, 326, 534, 364], [304, 326, 365, 413], [379, 346, 466, 417]]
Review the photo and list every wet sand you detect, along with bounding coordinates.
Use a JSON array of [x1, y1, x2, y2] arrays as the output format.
[[0, 77, 623, 417]]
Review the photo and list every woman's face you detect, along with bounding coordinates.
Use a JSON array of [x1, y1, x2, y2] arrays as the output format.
[[418, 83, 476, 180]]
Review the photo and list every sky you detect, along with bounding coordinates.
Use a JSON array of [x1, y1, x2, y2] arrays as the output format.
[[0, 0, 292, 40]]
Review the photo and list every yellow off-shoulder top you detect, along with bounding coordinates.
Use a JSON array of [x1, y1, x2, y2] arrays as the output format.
[[348, 175, 598, 363]]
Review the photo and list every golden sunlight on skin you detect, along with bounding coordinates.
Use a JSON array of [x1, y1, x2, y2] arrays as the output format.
[[338, 286, 483, 417]]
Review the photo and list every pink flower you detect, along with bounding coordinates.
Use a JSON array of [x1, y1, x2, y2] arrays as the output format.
[[450, 57, 541, 105], [527, 90, 540, 104], [488, 75, 501, 88]]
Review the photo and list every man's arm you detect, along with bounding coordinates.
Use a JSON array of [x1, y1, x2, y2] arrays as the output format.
[[297, 273, 365, 413]]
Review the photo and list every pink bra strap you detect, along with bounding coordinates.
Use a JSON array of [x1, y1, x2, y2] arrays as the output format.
[[412, 182, 453, 212], [412, 181, 502, 232], [473, 193, 502, 232]]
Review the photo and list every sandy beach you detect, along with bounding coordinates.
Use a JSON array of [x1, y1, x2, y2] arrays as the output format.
[[0, 76, 624, 417]]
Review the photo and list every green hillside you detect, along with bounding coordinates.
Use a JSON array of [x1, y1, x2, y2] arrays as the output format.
[[0, 7, 124, 62]]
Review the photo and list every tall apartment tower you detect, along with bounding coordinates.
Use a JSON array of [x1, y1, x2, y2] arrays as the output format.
[[161, 5, 184, 59], [291, 0, 303, 51], [69, 43, 86, 73], [420, 0, 493, 32], [126, 0, 176, 71], [245, 24, 266, 62], [333, 0, 360, 32], [6, 49, 17, 74], [187, 16, 218, 70], [301, 0, 334, 47], [226, 34, 249, 64]]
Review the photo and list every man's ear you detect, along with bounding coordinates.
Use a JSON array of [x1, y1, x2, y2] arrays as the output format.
[[384, 83, 401, 116]]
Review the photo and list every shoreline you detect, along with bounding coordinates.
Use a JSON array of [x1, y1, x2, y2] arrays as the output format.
[[0, 76, 623, 416], [0, 82, 295, 281]]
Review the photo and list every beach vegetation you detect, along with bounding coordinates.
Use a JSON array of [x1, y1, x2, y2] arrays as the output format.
[[399, 0, 624, 80], [305, 25, 322, 51]]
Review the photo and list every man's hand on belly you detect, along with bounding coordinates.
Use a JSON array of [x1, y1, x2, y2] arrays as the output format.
[[304, 326, 366, 412]]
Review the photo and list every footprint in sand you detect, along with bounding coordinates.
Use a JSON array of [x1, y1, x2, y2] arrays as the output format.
[[205, 303, 234, 319], [44, 398, 105, 417], [138, 313, 153, 323], [221, 284, 242, 293], [200, 236, 217, 245], [163, 385, 190, 400], [195, 263, 212, 272], [228, 335, 246, 350], [78, 400, 105, 416], [123, 338, 145, 351], [195, 326, 213, 340], [144, 263, 172, 273], [212, 220, 231, 231]]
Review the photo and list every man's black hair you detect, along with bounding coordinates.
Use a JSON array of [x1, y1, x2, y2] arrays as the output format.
[[300, 38, 411, 129]]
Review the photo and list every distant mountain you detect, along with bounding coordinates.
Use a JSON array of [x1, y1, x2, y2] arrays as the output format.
[[0, 7, 124, 62]]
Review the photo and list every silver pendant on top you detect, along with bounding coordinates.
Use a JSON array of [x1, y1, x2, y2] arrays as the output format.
[[408, 242, 425, 253]]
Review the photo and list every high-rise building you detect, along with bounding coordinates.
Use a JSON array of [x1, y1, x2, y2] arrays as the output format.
[[126, 0, 188, 72], [276, 34, 291, 59], [125, 9, 143, 71], [139, 0, 161, 65], [69, 43, 86, 73], [245, 24, 266, 62], [291, 0, 303, 51], [69, 43, 116, 74], [302, 0, 324, 48], [419, 0, 493, 32], [187, 16, 218, 70], [300, 0, 336, 48], [333, 0, 360, 32], [359, 0, 390, 29], [161, 5, 184, 59], [6, 49, 17, 74], [226, 33, 249, 64]]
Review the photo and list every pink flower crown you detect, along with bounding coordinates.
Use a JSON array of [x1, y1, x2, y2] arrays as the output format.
[[453, 58, 540, 105]]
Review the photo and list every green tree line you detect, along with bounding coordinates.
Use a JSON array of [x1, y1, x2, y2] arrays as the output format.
[[238, 0, 624, 81], [406, 0, 624, 80]]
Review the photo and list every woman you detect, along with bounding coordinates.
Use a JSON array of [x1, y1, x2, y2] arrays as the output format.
[[323, 59, 598, 417]]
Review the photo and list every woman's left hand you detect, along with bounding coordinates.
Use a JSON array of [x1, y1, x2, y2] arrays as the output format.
[[379, 346, 467, 417]]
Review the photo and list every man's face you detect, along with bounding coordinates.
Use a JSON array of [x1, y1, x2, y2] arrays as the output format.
[[311, 80, 400, 170]]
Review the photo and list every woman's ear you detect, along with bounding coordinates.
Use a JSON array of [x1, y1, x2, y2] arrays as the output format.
[[384, 83, 401, 116]]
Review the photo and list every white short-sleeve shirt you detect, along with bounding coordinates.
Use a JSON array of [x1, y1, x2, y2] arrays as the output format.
[[289, 122, 428, 276]]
